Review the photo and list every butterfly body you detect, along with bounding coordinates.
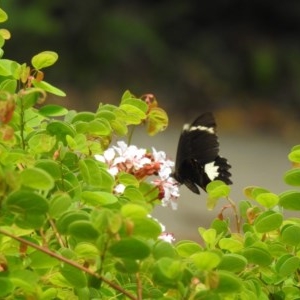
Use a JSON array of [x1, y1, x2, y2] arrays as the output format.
[[173, 112, 232, 194]]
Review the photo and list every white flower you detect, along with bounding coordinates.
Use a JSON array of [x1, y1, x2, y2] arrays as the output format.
[[114, 183, 126, 194], [152, 147, 166, 162], [159, 232, 175, 243], [95, 148, 119, 176], [159, 165, 173, 180], [152, 147, 174, 180], [152, 176, 180, 210], [95, 148, 115, 163], [95, 141, 180, 205], [114, 142, 151, 169], [108, 166, 119, 176]]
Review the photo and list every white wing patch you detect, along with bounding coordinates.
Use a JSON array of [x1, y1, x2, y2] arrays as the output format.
[[204, 161, 219, 181], [189, 125, 215, 134]]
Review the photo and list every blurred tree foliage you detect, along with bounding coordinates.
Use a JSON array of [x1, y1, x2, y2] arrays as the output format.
[[3, 0, 300, 112]]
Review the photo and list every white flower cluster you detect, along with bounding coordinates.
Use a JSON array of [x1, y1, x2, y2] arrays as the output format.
[[95, 141, 180, 209]]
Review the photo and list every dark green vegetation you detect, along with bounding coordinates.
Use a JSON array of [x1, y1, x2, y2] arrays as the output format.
[[2, 1, 300, 112]]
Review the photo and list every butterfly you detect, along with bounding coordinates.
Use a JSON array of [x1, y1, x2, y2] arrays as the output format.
[[172, 112, 232, 194]]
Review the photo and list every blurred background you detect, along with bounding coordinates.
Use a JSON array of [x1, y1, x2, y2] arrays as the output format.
[[3, 0, 300, 240]]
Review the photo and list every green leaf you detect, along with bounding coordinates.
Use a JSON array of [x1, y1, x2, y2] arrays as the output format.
[[0, 149, 33, 166], [5, 190, 49, 214], [0, 79, 17, 93], [218, 254, 247, 273], [56, 211, 90, 234], [71, 111, 95, 123], [47, 121, 75, 144], [282, 287, 300, 300], [0, 35, 4, 48], [255, 192, 279, 208], [61, 151, 79, 170], [68, 220, 99, 241], [194, 291, 221, 300], [0, 59, 19, 76], [31, 51, 58, 69], [284, 168, 300, 186], [219, 237, 244, 252], [79, 159, 114, 190], [268, 242, 287, 257], [74, 242, 99, 261], [191, 251, 222, 271], [254, 211, 283, 233], [279, 190, 300, 210], [92, 208, 117, 232], [49, 193, 72, 218], [139, 181, 159, 203], [109, 237, 151, 259], [239, 200, 252, 218], [132, 217, 162, 239], [121, 204, 148, 218], [198, 228, 217, 246], [81, 191, 118, 206], [210, 219, 229, 235], [28, 133, 56, 153], [244, 186, 270, 200], [66, 133, 88, 152], [39, 105, 68, 117], [242, 247, 272, 266], [20, 167, 55, 191], [121, 90, 134, 101], [275, 254, 300, 277], [206, 180, 231, 199], [281, 224, 300, 246], [35, 159, 61, 180], [15, 212, 46, 229], [115, 258, 140, 273], [95, 109, 115, 121], [117, 172, 139, 187], [123, 186, 145, 202], [89, 119, 111, 135], [153, 240, 176, 259], [213, 271, 242, 294], [74, 119, 112, 136], [0, 278, 13, 298], [120, 96, 148, 113], [41, 288, 58, 300], [29, 250, 59, 269], [60, 264, 87, 288], [110, 119, 128, 136], [0, 8, 8, 22], [288, 147, 300, 163], [153, 257, 182, 285], [55, 171, 81, 198], [120, 103, 147, 125], [10, 269, 38, 292], [176, 240, 203, 257], [32, 80, 66, 97], [146, 107, 169, 136], [18, 88, 46, 108]]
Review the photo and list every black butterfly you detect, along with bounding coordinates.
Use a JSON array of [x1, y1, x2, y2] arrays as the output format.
[[173, 112, 232, 194]]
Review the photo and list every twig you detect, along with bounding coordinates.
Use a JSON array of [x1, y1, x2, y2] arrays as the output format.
[[136, 272, 142, 300], [0, 229, 137, 300], [47, 215, 66, 248], [226, 196, 241, 233]]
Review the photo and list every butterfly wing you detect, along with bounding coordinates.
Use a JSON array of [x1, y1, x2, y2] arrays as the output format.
[[173, 112, 232, 194]]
